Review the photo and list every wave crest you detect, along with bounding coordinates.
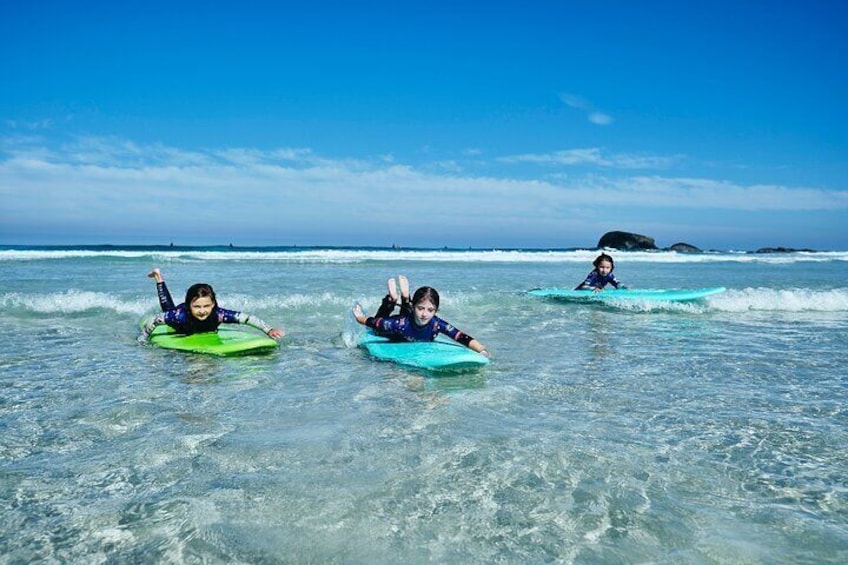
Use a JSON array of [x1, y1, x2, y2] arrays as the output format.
[[3, 288, 847, 317], [1, 291, 149, 315], [709, 288, 848, 312]]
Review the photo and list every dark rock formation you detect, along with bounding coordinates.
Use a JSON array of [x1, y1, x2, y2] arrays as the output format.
[[754, 247, 816, 253], [667, 242, 701, 253], [597, 231, 658, 250]]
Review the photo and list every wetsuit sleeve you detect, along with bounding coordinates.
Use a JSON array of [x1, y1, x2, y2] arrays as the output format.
[[435, 319, 475, 347], [156, 281, 176, 311], [575, 271, 597, 290], [140, 313, 166, 341], [218, 308, 275, 334], [365, 315, 400, 333], [609, 275, 624, 289]]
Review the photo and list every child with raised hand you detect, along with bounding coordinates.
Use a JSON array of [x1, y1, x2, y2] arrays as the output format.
[[140, 268, 284, 341], [575, 253, 626, 292], [352, 275, 490, 357]]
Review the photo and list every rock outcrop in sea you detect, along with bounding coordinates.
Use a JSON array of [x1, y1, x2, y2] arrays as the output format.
[[596, 231, 658, 250], [596, 231, 702, 252], [667, 242, 701, 253], [754, 247, 816, 253]]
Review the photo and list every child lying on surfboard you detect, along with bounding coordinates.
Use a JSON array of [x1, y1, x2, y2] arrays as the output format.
[[139, 268, 284, 341], [575, 253, 626, 292], [352, 275, 490, 357]]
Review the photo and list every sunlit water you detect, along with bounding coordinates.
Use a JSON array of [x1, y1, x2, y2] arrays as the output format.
[[1, 247, 847, 563]]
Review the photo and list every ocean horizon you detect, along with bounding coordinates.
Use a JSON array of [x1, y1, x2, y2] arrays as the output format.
[[2, 241, 842, 253], [2, 244, 846, 562]]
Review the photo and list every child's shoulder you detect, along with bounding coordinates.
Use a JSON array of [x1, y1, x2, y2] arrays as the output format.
[[164, 305, 187, 321]]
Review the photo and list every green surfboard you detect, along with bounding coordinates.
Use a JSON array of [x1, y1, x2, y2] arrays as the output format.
[[141, 317, 278, 356]]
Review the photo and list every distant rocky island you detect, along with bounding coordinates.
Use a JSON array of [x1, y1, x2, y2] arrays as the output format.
[[595, 230, 817, 253]]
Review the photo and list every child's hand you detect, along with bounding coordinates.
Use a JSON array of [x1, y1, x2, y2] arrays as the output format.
[[268, 328, 285, 339]]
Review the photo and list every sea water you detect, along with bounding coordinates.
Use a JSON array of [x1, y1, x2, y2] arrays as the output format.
[[1, 246, 847, 563]]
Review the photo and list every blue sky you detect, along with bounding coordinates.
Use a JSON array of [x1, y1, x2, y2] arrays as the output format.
[[1, 0, 846, 250]]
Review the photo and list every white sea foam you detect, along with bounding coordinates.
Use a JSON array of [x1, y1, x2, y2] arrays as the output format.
[[4, 287, 848, 316], [578, 288, 848, 313], [0, 290, 370, 317], [708, 288, 848, 312], [1, 290, 150, 315]]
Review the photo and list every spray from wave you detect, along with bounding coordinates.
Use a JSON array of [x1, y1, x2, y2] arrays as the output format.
[[1, 291, 149, 315], [600, 288, 848, 313], [3, 288, 847, 317]]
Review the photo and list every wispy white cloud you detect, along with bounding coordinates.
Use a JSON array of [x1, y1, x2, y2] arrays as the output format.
[[432, 160, 463, 173], [4, 119, 54, 130], [587, 112, 613, 125], [500, 148, 681, 169], [1, 136, 845, 246], [585, 176, 848, 211], [560, 93, 613, 126]]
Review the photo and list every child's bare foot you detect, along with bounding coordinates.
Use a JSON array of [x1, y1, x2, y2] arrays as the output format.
[[353, 303, 367, 324], [147, 268, 163, 283], [387, 278, 399, 303], [398, 275, 410, 301]]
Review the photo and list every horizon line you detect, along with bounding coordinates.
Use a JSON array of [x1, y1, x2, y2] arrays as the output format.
[[0, 242, 833, 254]]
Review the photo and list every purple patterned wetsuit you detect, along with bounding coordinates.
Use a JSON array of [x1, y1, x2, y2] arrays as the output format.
[[365, 310, 476, 347], [575, 270, 624, 290], [140, 281, 273, 340]]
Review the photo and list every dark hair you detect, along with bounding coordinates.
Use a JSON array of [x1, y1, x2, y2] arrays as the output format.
[[411, 286, 440, 310], [185, 283, 217, 308], [593, 253, 615, 271]]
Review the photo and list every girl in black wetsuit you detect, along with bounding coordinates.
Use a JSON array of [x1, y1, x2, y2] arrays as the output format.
[[140, 268, 284, 341], [575, 253, 625, 291], [352, 275, 490, 357]]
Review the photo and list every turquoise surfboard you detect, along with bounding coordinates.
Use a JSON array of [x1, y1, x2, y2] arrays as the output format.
[[360, 331, 490, 371], [142, 317, 278, 356], [527, 287, 726, 302]]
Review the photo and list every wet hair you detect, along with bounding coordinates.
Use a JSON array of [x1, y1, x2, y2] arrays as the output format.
[[185, 283, 217, 309], [411, 286, 440, 310], [593, 253, 615, 271]]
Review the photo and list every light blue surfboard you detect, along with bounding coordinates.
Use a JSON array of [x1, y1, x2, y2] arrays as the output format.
[[527, 287, 726, 302], [141, 317, 278, 356], [360, 331, 490, 371]]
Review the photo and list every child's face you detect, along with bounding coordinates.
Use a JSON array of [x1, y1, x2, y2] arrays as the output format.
[[189, 295, 215, 321], [596, 260, 613, 276], [413, 299, 437, 326]]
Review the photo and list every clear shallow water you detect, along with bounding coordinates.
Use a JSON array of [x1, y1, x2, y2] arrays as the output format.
[[1, 247, 847, 563]]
